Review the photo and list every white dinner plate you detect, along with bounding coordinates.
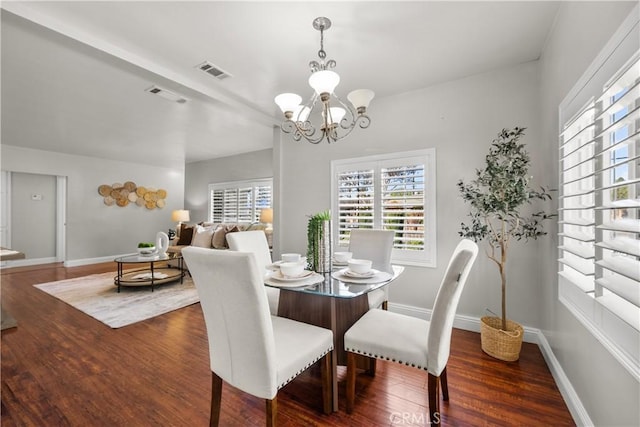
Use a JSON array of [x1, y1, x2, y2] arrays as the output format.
[[343, 268, 378, 278], [331, 269, 393, 284], [271, 270, 313, 282]]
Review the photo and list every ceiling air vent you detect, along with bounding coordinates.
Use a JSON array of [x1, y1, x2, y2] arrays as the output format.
[[145, 85, 188, 104], [196, 61, 232, 80]]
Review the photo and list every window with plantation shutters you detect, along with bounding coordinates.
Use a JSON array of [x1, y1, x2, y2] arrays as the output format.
[[558, 21, 639, 378], [208, 179, 272, 224], [593, 57, 640, 330], [332, 149, 436, 267]]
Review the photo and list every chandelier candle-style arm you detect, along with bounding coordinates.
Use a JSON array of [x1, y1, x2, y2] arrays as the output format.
[[274, 17, 374, 144]]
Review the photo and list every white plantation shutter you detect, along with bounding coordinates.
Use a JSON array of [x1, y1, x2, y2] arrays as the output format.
[[559, 102, 597, 291], [558, 21, 639, 379], [336, 165, 375, 246], [332, 149, 436, 267], [236, 186, 253, 223], [210, 189, 224, 223], [254, 184, 272, 223], [208, 179, 272, 224], [380, 162, 425, 251], [593, 55, 640, 327]]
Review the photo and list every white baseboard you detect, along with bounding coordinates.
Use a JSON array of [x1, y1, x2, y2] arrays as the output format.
[[536, 330, 593, 426], [64, 255, 123, 267], [388, 302, 592, 427], [0, 254, 131, 268], [0, 256, 57, 268]]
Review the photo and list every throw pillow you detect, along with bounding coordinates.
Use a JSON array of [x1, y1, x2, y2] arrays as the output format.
[[211, 225, 228, 249], [212, 225, 240, 249], [176, 224, 194, 245], [191, 225, 215, 248], [224, 225, 239, 248]]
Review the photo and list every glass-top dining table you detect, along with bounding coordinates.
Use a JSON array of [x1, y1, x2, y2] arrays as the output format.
[[265, 264, 404, 411]]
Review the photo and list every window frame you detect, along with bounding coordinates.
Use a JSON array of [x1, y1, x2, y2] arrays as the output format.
[[557, 8, 639, 381], [207, 178, 273, 224], [331, 148, 436, 268]]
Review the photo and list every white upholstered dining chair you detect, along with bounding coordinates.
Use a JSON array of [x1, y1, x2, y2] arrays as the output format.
[[226, 230, 280, 315], [348, 229, 395, 310], [343, 239, 478, 425], [182, 247, 334, 427]]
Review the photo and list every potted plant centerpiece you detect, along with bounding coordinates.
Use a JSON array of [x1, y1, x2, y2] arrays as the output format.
[[307, 210, 332, 273], [457, 127, 553, 361]]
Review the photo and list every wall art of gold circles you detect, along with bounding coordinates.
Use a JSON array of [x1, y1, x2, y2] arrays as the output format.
[[98, 181, 167, 210]]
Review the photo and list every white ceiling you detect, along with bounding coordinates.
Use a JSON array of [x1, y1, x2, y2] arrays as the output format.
[[1, 1, 561, 169]]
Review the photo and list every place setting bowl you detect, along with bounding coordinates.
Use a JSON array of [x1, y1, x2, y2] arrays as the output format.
[[268, 253, 307, 270], [278, 262, 308, 278], [332, 251, 352, 266], [332, 258, 386, 283]]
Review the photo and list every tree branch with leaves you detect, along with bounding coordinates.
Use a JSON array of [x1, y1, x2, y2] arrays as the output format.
[[458, 127, 554, 330]]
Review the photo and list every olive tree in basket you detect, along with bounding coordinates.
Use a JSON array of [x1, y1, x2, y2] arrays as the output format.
[[457, 127, 553, 361]]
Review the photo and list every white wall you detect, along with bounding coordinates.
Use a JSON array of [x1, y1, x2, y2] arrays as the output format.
[[184, 148, 273, 223], [276, 60, 549, 326], [538, 2, 639, 426], [1, 145, 185, 264]]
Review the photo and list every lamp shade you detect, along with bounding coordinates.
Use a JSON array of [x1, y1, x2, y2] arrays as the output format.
[[171, 209, 190, 222], [324, 107, 346, 125], [293, 105, 311, 122], [308, 70, 340, 95], [260, 208, 273, 224], [274, 93, 302, 114], [347, 89, 375, 109]]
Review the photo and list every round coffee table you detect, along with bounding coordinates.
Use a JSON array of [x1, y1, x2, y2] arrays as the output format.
[[114, 252, 184, 292]]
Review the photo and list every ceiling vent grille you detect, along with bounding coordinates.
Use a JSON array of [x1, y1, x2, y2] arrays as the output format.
[[196, 61, 232, 80], [145, 86, 188, 104]]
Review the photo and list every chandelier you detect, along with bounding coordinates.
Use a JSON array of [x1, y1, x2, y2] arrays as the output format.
[[274, 17, 374, 144]]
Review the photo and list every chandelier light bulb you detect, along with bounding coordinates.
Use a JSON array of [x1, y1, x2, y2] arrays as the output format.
[[274, 93, 302, 116], [308, 70, 340, 97]]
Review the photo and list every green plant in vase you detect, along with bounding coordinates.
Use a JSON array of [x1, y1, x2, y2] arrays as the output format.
[[307, 210, 331, 272]]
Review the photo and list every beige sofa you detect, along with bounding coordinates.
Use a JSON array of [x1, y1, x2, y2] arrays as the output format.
[[167, 222, 267, 258]]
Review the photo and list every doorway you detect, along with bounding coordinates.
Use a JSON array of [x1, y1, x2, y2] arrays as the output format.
[[0, 171, 66, 266]]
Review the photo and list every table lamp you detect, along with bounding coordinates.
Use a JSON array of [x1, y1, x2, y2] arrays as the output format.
[[171, 209, 190, 238], [260, 208, 273, 247], [259, 208, 273, 228]]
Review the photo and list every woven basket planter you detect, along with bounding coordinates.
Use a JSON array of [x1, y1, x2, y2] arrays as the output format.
[[480, 316, 524, 362]]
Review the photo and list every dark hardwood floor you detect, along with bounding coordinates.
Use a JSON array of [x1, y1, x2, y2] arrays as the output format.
[[1, 262, 575, 426]]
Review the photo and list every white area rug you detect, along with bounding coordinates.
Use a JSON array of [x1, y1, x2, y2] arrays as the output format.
[[34, 272, 199, 328]]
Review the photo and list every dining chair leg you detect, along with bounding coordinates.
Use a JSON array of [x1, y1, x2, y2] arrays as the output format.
[[346, 351, 357, 414], [440, 367, 449, 401], [210, 372, 223, 427], [428, 372, 440, 425], [266, 397, 277, 427], [321, 352, 333, 414], [366, 357, 377, 376]]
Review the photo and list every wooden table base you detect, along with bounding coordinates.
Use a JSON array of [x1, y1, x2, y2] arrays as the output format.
[[277, 289, 371, 411]]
